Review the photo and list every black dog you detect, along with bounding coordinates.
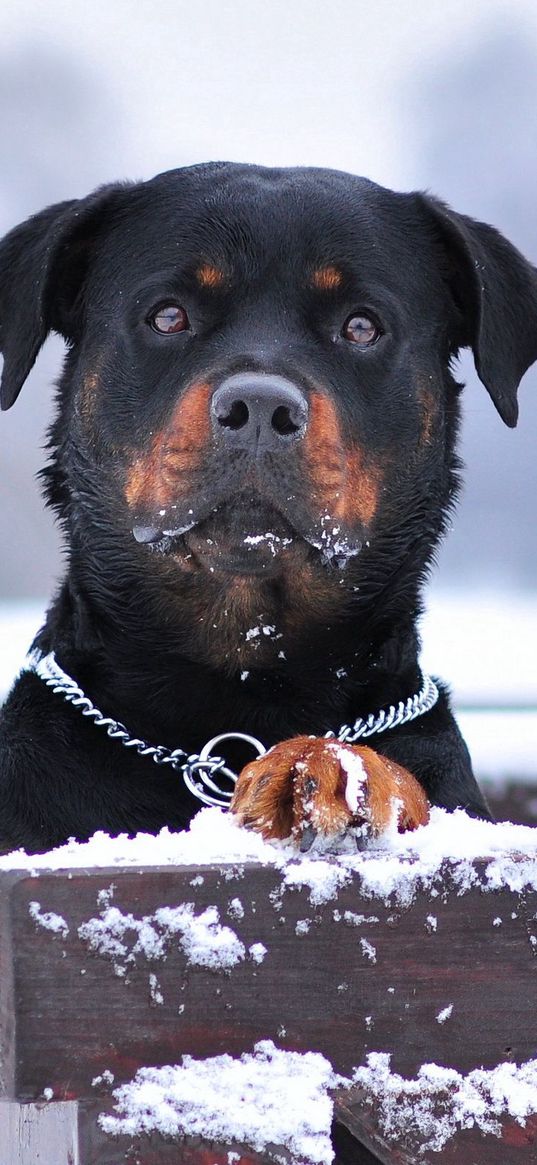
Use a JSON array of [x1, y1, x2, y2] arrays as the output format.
[[1, 162, 535, 854]]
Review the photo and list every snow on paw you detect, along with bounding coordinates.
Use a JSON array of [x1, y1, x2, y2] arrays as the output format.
[[230, 736, 429, 847]]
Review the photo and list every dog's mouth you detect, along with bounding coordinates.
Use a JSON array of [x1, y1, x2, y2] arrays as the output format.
[[182, 508, 299, 576], [132, 498, 363, 577]]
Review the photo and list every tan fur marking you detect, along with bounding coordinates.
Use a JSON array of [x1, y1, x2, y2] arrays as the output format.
[[305, 392, 380, 525], [125, 381, 212, 509], [336, 446, 379, 525], [83, 372, 99, 395], [311, 265, 343, 291], [196, 264, 226, 289]]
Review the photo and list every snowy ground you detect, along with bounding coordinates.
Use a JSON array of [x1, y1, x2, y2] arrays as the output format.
[[0, 594, 535, 779]]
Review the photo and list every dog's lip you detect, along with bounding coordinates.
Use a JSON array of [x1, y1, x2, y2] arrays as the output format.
[[131, 503, 364, 568], [132, 521, 196, 544]]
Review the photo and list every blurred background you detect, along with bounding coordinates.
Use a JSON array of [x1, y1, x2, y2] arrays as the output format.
[[0, 0, 535, 819]]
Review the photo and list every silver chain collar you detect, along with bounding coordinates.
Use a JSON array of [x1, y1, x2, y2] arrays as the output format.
[[26, 650, 439, 809]]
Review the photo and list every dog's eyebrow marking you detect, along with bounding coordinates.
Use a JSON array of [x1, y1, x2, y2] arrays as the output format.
[[196, 264, 226, 289], [310, 265, 343, 291], [125, 381, 212, 509]]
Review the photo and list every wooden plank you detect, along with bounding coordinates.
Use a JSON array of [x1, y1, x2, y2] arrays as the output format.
[[4, 864, 536, 1098], [1, 861, 536, 1162], [0, 1099, 79, 1165]]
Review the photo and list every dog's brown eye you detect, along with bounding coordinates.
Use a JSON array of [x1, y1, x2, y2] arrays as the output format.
[[343, 314, 379, 346], [149, 304, 189, 334]]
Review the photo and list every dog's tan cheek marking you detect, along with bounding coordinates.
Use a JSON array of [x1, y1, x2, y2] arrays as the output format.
[[335, 445, 380, 526], [124, 381, 212, 510], [125, 442, 166, 509], [196, 264, 226, 289], [310, 265, 343, 291], [304, 392, 345, 498], [304, 392, 380, 526]]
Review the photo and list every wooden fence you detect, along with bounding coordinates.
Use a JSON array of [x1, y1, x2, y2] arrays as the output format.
[[1, 860, 536, 1163]]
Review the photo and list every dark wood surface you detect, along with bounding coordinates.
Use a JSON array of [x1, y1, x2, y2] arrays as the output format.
[[1, 859, 536, 1162]]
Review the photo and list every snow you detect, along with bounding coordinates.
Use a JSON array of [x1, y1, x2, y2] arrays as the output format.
[[359, 938, 377, 963], [334, 909, 379, 925], [458, 710, 537, 782], [350, 1052, 537, 1153], [92, 1070, 115, 1088], [248, 941, 267, 964], [282, 857, 351, 905], [328, 743, 367, 813], [227, 897, 244, 919], [148, 972, 164, 1004], [3, 806, 537, 910], [295, 918, 311, 935], [242, 533, 293, 555], [100, 1039, 337, 1165], [419, 592, 537, 705], [77, 898, 248, 975], [99, 1040, 537, 1158], [28, 900, 69, 937]]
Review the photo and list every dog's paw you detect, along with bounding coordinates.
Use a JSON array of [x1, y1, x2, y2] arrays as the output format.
[[230, 736, 429, 848]]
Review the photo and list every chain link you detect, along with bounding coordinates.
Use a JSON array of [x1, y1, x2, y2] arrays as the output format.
[[27, 650, 439, 809]]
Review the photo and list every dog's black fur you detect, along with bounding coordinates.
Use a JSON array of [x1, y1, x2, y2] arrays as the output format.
[[1, 163, 536, 854]]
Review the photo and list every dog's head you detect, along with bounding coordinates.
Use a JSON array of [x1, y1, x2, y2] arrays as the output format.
[[1, 164, 536, 667]]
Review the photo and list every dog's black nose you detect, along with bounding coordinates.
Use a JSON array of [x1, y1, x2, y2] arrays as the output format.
[[211, 373, 308, 452]]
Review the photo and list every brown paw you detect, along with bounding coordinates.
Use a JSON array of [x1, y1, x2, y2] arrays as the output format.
[[230, 736, 429, 846]]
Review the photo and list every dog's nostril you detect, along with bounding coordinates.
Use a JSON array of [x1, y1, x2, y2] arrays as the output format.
[[271, 404, 302, 436], [211, 373, 309, 451], [216, 399, 250, 431]]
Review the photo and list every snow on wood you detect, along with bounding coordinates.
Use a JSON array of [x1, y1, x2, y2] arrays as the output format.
[[2, 804, 537, 909], [100, 1040, 336, 1165]]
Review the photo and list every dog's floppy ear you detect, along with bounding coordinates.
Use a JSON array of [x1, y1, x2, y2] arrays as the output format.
[[0, 184, 125, 410], [418, 193, 537, 427]]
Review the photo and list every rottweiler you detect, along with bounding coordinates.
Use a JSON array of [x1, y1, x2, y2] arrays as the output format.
[[1, 162, 535, 855]]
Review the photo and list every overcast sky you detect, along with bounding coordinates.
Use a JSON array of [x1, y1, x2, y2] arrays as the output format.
[[0, 0, 536, 596]]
